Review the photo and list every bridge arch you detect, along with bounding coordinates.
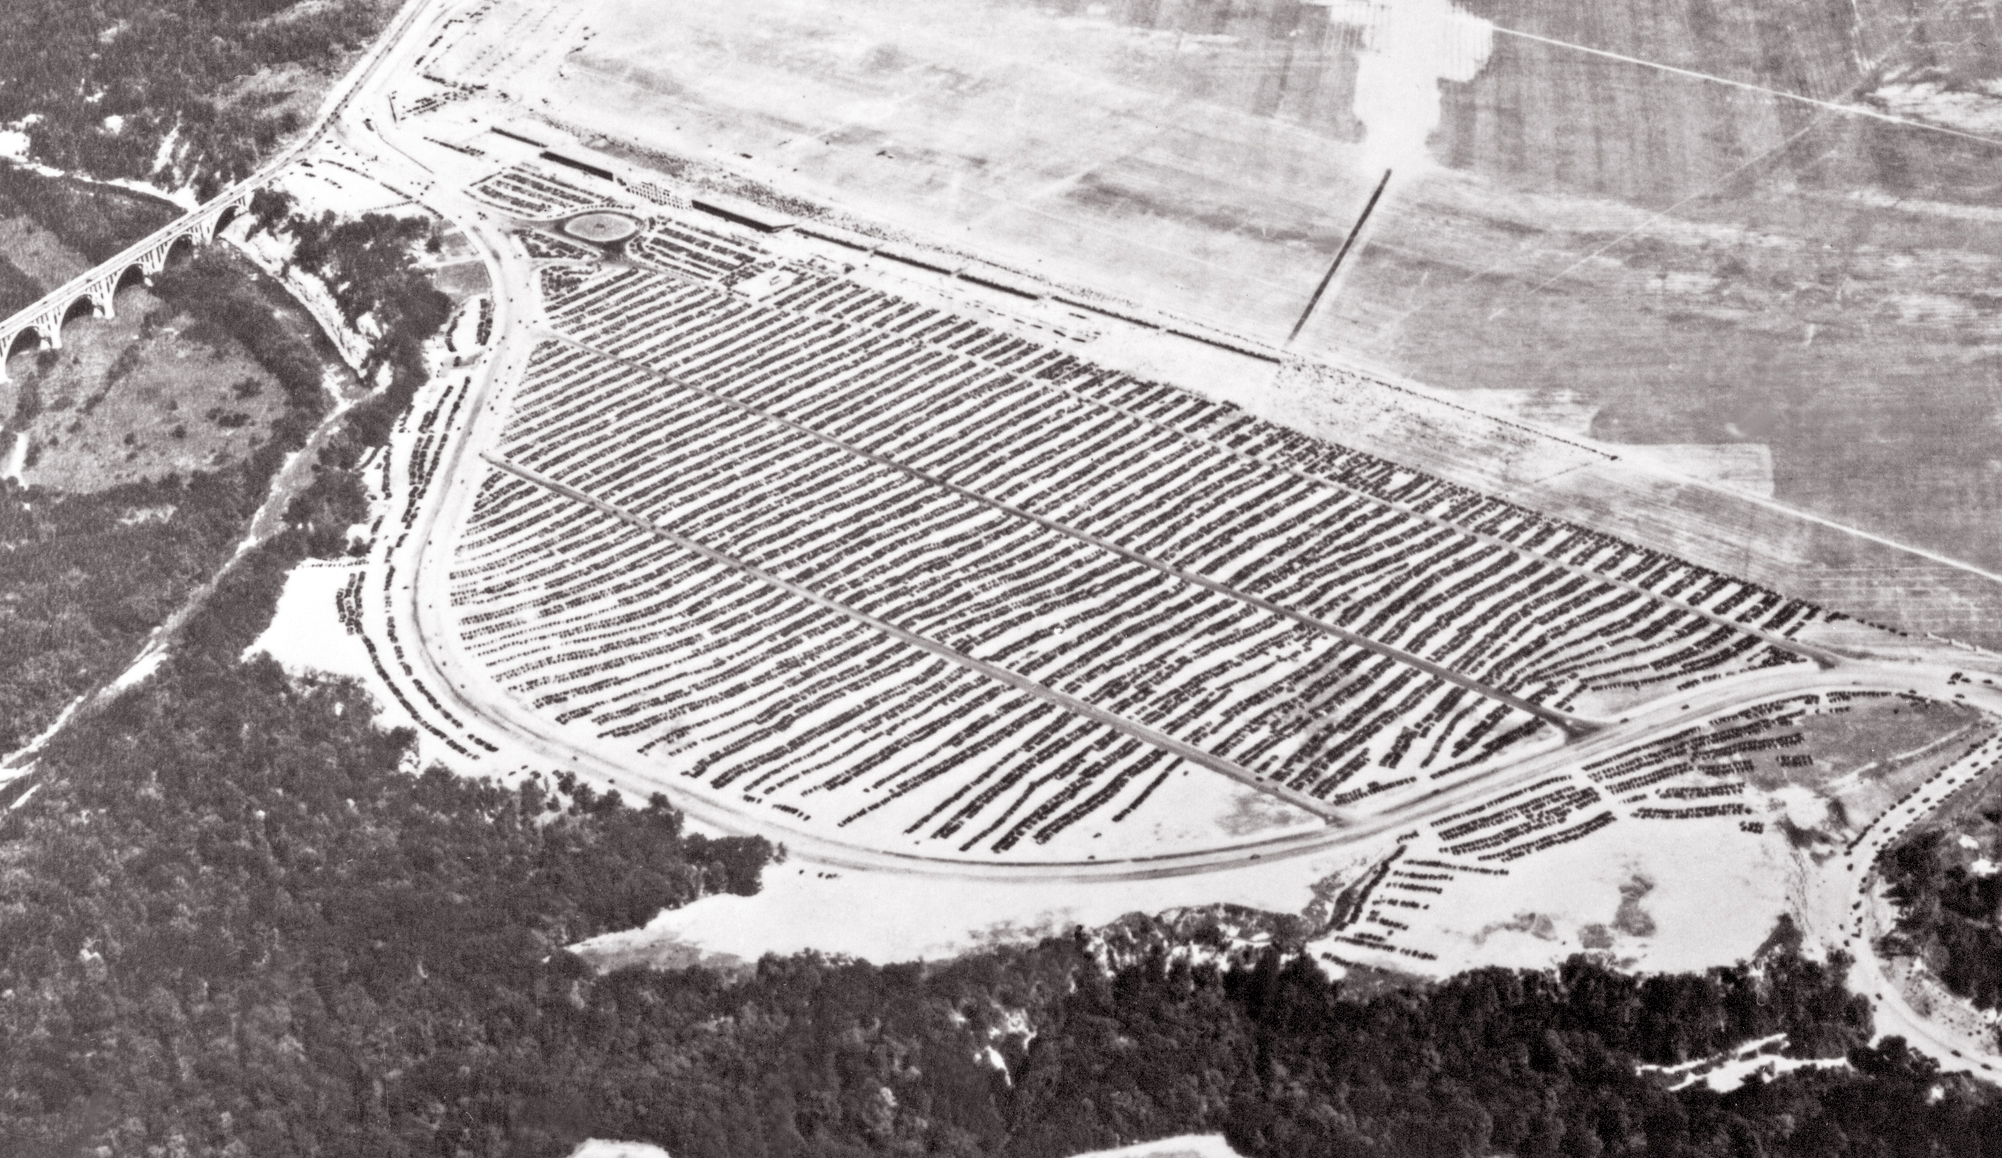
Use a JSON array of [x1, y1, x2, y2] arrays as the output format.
[[58, 294, 97, 328], [112, 263, 147, 296], [0, 180, 267, 381], [209, 203, 244, 240], [1, 326, 44, 380], [161, 232, 199, 269], [89, 264, 151, 325], [3, 326, 41, 361]]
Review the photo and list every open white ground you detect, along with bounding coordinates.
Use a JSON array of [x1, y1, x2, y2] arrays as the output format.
[[1309, 818, 1797, 978], [1311, 775, 1848, 977], [1870, 73, 2002, 138], [109, 647, 168, 694], [1639, 1033, 1853, 1094], [250, 563, 379, 684], [564, 1143, 669, 1158], [193, 0, 2002, 1087], [2, 432, 26, 483], [572, 846, 1342, 970], [1065, 1137, 1245, 1158]]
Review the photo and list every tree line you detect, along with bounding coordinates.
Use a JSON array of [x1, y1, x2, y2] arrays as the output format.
[[0, 0, 393, 198], [0, 168, 449, 762], [0, 199, 336, 754]]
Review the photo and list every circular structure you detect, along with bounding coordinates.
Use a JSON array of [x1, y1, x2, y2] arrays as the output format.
[[560, 211, 643, 244]]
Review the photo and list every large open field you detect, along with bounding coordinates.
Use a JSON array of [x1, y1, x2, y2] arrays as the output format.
[[419, 0, 2002, 645], [0, 235, 298, 493]]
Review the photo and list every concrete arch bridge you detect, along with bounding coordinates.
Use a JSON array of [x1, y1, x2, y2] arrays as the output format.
[[0, 185, 257, 379]]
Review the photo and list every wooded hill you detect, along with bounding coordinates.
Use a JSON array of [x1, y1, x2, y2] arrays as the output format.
[[0, 0, 393, 197]]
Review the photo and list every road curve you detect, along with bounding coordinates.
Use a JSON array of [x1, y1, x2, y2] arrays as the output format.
[[360, 97, 1998, 881], [296, 0, 2002, 1075]]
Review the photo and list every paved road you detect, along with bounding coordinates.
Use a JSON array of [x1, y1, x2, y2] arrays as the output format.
[[0, 0, 439, 346], [329, 6, 2002, 880], [1825, 724, 2002, 1078], [304, 0, 2002, 1070]]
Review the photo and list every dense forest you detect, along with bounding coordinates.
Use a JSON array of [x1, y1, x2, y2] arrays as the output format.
[[1881, 808, 2002, 1014], [0, 167, 448, 759], [0, 468, 280, 755], [0, 165, 181, 267], [0, 0, 394, 196], [2, 598, 1998, 1158]]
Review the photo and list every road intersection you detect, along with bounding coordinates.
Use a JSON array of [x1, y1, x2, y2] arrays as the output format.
[[244, 0, 2002, 1075]]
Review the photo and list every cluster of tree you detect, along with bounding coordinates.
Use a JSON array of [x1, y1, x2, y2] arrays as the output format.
[[0, 162, 181, 266], [0, 0, 393, 197], [0, 222, 342, 755], [3, 653, 1997, 1158], [1881, 814, 2002, 1013], [260, 196, 453, 452], [0, 514, 773, 1158]]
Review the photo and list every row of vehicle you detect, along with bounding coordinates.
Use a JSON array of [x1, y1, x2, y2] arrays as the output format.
[[472, 340, 1547, 800], [449, 465, 1211, 851], [466, 165, 604, 217], [544, 263, 1817, 725]]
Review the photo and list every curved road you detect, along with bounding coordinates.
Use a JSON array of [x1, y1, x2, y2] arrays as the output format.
[[296, 0, 2002, 1072], [331, 9, 2002, 882]]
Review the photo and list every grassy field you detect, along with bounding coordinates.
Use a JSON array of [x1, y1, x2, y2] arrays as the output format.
[[1786, 695, 1986, 784], [429, 0, 2002, 641], [1775, 693, 1998, 846], [0, 238, 294, 494]]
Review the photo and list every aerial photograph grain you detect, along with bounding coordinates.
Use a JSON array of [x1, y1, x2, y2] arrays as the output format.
[[3, 1, 2002, 1155]]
